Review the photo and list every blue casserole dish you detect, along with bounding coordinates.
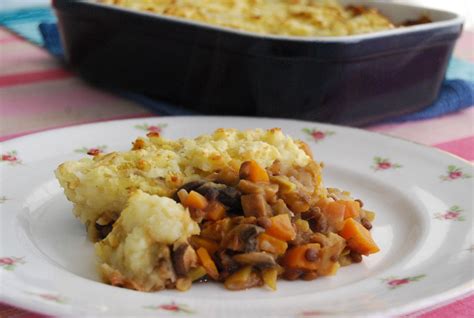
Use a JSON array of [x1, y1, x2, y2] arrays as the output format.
[[53, 0, 463, 125]]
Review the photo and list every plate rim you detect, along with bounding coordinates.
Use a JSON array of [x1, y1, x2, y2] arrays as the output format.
[[1, 115, 472, 166]]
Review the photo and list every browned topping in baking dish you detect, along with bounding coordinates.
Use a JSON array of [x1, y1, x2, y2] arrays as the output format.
[[101, 0, 433, 37], [56, 128, 379, 292], [100, 0, 400, 36]]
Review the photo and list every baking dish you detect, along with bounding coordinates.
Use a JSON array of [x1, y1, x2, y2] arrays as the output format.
[[52, 0, 463, 125]]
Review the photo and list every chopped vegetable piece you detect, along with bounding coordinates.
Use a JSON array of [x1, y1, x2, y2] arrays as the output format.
[[240, 160, 270, 183], [339, 218, 379, 255], [177, 189, 189, 204], [283, 243, 321, 271], [262, 268, 278, 290], [365, 210, 376, 222], [338, 254, 353, 267], [196, 247, 219, 280], [269, 176, 296, 193], [232, 252, 276, 268], [241, 193, 272, 217], [188, 266, 207, 281], [200, 218, 232, 241], [222, 224, 264, 252], [325, 261, 340, 275], [272, 199, 293, 216], [184, 190, 209, 210], [258, 233, 288, 255], [176, 277, 192, 291], [189, 236, 220, 255], [266, 214, 296, 242], [205, 201, 227, 221], [295, 219, 310, 232], [224, 265, 261, 290], [339, 200, 360, 219], [323, 201, 346, 231], [172, 243, 198, 276], [283, 192, 310, 213]]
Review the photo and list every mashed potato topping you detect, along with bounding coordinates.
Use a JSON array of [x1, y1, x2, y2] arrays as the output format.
[[95, 191, 199, 291], [101, 0, 395, 36], [55, 128, 314, 237]]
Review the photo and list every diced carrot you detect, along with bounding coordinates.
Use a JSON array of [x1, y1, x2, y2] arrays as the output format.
[[339, 218, 379, 255], [265, 214, 296, 242], [339, 200, 360, 219], [282, 243, 321, 271], [183, 190, 208, 210], [241, 160, 269, 183], [322, 201, 346, 231], [315, 197, 330, 210], [325, 201, 346, 218], [258, 233, 288, 255], [196, 247, 219, 280], [205, 201, 227, 221], [189, 236, 220, 255]]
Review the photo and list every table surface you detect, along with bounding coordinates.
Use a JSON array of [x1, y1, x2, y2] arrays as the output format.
[[0, 26, 472, 317]]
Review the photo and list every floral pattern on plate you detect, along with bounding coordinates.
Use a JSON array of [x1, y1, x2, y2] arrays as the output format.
[[0, 257, 25, 271], [1, 150, 22, 165], [135, 123, 168, 134], [371, 156, 402, 171], [27, 292, 67, 304], [434, 205, 465, 222], [144, 302, 194, 314], [299, 310, 335, 317], [383, 275, 426, 289], [440, 165, 472, 181], [75, 145, 107, 156], [302, 128, 335, 143]]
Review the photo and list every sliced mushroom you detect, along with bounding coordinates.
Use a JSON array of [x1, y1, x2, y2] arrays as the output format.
[[232, 252, 276, 269], [215, 250, 239, 279], [172, 244, 198, 276], [241, 193, 272, 218], [221, 224, 264, 252], [217, 187, 242, 211], [196, 182, 225, 201]]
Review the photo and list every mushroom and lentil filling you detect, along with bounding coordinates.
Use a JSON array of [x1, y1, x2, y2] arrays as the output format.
[[56, 128, 379, 292]]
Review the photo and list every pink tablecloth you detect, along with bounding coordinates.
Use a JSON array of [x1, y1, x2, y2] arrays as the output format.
[[0, 27, 472, 317]]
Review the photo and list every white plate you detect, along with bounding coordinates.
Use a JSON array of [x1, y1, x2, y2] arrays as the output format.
[[0, 116, 472, 318]]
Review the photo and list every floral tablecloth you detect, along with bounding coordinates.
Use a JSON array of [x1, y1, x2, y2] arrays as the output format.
[[0, 26, 472, 317]]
